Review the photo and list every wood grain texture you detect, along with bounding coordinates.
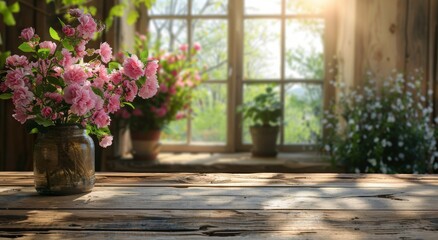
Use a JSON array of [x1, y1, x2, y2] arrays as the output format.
[[0, 210, 436, 239], [1, 172, 437, 187], [0, 172, 436, 239]]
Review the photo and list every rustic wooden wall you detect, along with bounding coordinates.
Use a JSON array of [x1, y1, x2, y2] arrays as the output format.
[[0, 0, 117, 171], [335, 0, 436, 89]]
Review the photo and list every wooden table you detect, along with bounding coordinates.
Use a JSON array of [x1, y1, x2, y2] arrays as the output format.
[[0, 172, 437, 239]]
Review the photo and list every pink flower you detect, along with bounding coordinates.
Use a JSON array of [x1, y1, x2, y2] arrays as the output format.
[[93, 65, 109, 89], [77, 14, 97, 39], [144, 60, 159, 78], [138, 75, 158, 99], [175, 111, 186, 120], [107, 94, 121, 113], [0, 82, 8, 92], [59, 49, 76, 67], [92, 109, 110, 128], [75, 40, 87, 58], [109, 70, 123, 85], [5, 69, 26, 90], [39, 41, 57, 55], [99, 135, 113, 148], [159, 83, 168, 93], [123, 80, 138, 102], [193, 42, 202, 51], [98, 42, 112, 63], [6, 55, 28, 67], [41, 106, 52, 118], [123, 55, 144, 80], [64, 84, 95, 116], [12, 87, 34, 107], [20, 27, 34, 41], [13, 107, 28, 124], [62, 25, 75, 37], [151, 105, 167, 118], [63, 65, 88, 85], [69, 8, 83, 18], [44, 92, 63, 103], [179, 44, 188, 52]]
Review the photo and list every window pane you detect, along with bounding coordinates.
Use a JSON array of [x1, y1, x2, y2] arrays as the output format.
[[149, 19, 188, 52], [193, 19, 228, 80], [191, 84, 227, 144], [245, 0, 281, 15], [244, 19, 281, 79], [150, 0, 188, 15], [242, 84, 280, 144], [287, 0, 327, 14], [285, 19, 324, 79], [284, 84, 322, 144], [161, 118, 188, 143], [192, 0, 227, 15]]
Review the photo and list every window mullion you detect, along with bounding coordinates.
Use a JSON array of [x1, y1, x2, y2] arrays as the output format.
[[187, 0, 193, 145], [280, 0, 286, 147]]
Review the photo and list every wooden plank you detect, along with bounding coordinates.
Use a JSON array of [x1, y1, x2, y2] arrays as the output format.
[[0, 185, 436, 210], [0, 229, 437, 240], [0, 210, 436, 238], [1, 173, 438, 188]]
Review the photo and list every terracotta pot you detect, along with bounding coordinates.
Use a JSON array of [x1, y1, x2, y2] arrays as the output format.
[[33, 125, 95, 195], [250, 126, 279, 157], [131, 130, 161, 160]]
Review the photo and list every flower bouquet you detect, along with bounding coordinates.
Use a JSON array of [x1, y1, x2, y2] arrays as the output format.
[[0, 9, 158, 194]]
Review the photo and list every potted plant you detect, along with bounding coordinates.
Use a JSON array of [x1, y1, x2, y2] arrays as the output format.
[[116, 34, 205, 160], [238, 87, 282, 157], [0, 9, 158, 194]]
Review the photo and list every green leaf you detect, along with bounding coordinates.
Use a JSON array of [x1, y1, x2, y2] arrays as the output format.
[[61, 39, 74, 51], [127, 10, 139, 25], [0, 50, 10, 69], [37, 48, 50, 59], [3, 11, 15, 26], [49, 27, 60, 41], [0, 93, 12, 100], [35, 84, 45, 97], [0, 1, 6, 12], [34, 116, 54, 127], [8, 2, 19, 13], [108, 61, 120, 71], [140, 50, 148, 62], [58, 17, 66, 27], [18, 42, 34, 52], [122, 102, 135, 109], [30, 127, 39, 134], [88, 6, 97, 15], [47, 76, 65, 87], [91, 87, 104, 98]]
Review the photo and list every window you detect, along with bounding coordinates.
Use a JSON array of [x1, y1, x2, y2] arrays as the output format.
[[146, 0, 328, 152]]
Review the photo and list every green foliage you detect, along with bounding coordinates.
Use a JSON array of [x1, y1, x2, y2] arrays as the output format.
[[0, 1, 19, 26], [49, 27, 61, 41], [238, 87, 282, 127], [321, 71, 438, 174]]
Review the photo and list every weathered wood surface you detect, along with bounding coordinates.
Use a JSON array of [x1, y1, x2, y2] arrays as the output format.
[[0, 172, 437, 239]]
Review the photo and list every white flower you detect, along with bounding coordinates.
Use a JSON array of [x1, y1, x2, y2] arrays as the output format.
[[368, 158, 377, 167], [374, 137, 379, 143], [398, 153, 405, 159], [387, 114, 395, 123], [355, 168, 360, 174], [324, 145, 331, 152], [398, 141, 404, 147]]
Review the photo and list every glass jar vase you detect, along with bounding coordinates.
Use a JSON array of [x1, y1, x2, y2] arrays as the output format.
[[33, 125, 95, 195]]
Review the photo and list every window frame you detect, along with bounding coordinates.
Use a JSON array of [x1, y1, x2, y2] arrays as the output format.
[[141, 0, 335, 153]]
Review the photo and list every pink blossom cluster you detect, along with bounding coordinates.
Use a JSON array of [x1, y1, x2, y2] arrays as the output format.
[[0, 9, 159, 148], [116, 34, 204, 132]]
